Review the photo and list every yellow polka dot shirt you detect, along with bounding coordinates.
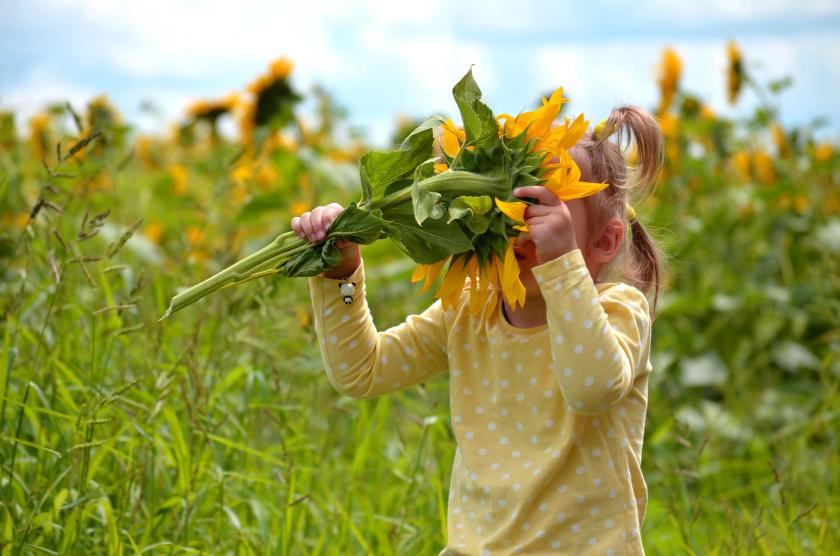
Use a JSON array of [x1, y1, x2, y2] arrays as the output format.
[[309, 248, 653, 555]]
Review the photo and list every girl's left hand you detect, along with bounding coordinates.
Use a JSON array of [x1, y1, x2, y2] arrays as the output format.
[[512, 186, 578, 263]]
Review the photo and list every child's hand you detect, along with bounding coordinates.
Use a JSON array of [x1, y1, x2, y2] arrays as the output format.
[[291, 203, 361, 278], [512, 186, 578, 263], [291, 202, 342, 243]]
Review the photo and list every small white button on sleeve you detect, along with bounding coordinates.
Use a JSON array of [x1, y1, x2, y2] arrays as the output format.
[[339, 282, 356, 304]]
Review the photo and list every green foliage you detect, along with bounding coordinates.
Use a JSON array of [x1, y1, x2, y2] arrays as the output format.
[[0, 57, 839, 556], [447, 195, 493, 234], [277, 207, 388, 277], [193, 70, 530, 300], [452, 68, 500, 149], [380, 202, 473, 264]]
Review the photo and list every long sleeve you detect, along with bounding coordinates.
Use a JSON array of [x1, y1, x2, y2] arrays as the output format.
[[308, 257, 450, 399], [531, 248, 652, 415]]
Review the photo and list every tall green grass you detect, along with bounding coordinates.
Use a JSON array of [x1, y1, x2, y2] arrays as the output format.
[[1, 73, 839, 555]]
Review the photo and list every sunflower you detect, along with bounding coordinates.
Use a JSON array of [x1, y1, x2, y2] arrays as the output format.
[[166, 70, 610, 319], [416, 87, 608, 316], [86, 95, 121, 132], [144, 221, 164, 245], [167, 164, 189, 196], [187, 93, 239, 124], [497, 90, 605, 201], [28, 112, 52, 161], [70, 95, 122, 157], [238, 57, 301, 144], [726, 40, 744, 105], [656, 48, 682, 115], [732, 150, 751, 183], [412, 244, 525, 317], [814, 143, 834, 163], [771, 123, 790, 158], [753, 149, 776, 185]]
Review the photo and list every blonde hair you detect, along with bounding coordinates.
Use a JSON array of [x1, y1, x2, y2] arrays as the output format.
[[570, 106, 668, 317]]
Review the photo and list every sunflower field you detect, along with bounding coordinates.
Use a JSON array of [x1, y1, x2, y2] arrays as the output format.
[[1, 44, 838, 555]]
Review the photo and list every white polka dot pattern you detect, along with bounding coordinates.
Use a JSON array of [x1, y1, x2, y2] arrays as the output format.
[[309, 251, 651, 555]]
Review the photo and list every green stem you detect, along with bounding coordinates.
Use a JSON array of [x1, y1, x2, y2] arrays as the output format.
[[162, 231, 307, 319], [373, 170, 509, 211], [164, 171, 510, 319], [219, 242, 315, 288], [6, 382, 30, 501], [0, 346, 16, 437]]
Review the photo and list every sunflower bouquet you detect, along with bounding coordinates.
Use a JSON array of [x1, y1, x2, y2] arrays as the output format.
[[162, 68, 606, 319]]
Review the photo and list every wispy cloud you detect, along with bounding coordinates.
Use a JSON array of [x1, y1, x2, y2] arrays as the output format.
[[1, 0, 838, 144]]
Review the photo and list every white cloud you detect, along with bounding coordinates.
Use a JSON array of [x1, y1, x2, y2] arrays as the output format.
[[0, 65, 96, 128], [443, 0, 563, 33], [38, 0, 353, 83], [533, 41, 663, 121], [25, 0, 493, 141], [358, 27, 496, 109], [532, 32, 839, 134], [592, 0, 839, 26], [5, 0, 838, 146]]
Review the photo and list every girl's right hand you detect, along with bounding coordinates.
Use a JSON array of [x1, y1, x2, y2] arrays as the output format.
[[291, 203, 361, 278]]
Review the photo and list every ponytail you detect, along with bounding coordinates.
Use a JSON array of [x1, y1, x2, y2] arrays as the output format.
[[575, 106, 667, 317], [628, 218, 663, 316], [598, 105, 664, 187]]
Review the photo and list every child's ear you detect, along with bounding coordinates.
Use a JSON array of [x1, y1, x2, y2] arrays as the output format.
[[591, 218, 625, 265]]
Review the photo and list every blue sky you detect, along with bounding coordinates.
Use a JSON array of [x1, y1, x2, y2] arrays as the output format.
[[2, 0, 839, 147]]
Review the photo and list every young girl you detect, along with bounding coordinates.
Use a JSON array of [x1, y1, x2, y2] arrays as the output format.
[[293, 106, 664, 555]]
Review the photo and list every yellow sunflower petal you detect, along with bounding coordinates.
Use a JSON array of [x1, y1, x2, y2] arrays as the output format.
[[465, 256, 482, 314], [269, 57, 294, 79], [442, 118, 464, 158], [482, 258, 499, 304], [543, 87, 568, 108], [497, 250, 513, 307], [501, 242, 527, 309], [411, 264, 426, 283], [559, 114, 589, 150], [512, 111, 539, 138], [529, 102, 561, 141], [424, 259, 447, 292], [412, 258, 447, 292], [476, 260, 491, 306], [496, 113, 519, 138], [549, 179, 610, 201], [494, 198, 528, 223], [492, 254, 505, 298], [541, 149, 609, 201], [436, 257, 468, 310]]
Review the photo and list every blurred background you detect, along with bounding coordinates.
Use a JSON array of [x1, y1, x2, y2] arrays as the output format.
[[3, 0, 839, 146], [1, 1, 838, 554]]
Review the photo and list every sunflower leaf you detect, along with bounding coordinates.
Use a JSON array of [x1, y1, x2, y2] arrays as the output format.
[[400, 115, 446, 151], [359, 123, 434, 207], [278, 207, 387, 277], [411, 159, 444, 225], [381, 203, 473, 264], [453, 68, 499, 149], [447, 195, 492, 234], [277, 240, 342, 277], [326, 205, 387, 245]]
